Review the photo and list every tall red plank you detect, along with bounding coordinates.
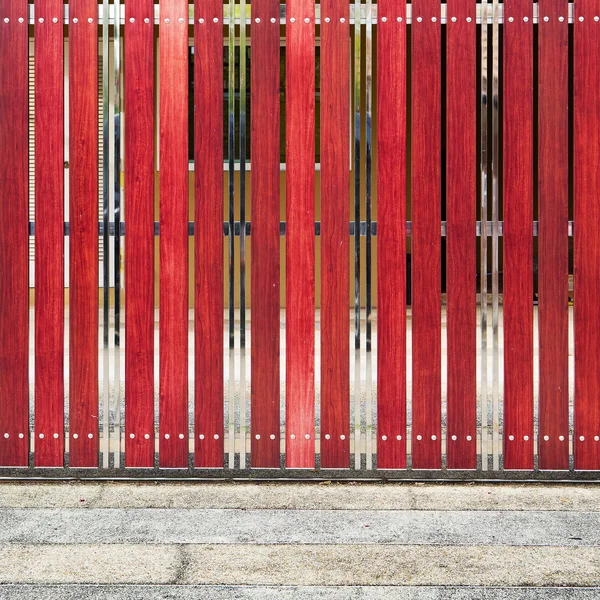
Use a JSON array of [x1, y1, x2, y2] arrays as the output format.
[[0, 0, 29, 467], [503, 0, 534, 470], [538, 0, 569, 471], [125, 0, 155, 468], [194, 0, 224, 468], [376, 0, 406, 470], [159, 0, 189, 468], [69, 0, 99, 468], [574, 0, 600, 471], [35, 0, 65, 467], [251, 0, 281, 468], [286, 0, 315, 468], [446, 0, 477, 470], [320, 0, 349, 469], [411, 0, 441, 469]]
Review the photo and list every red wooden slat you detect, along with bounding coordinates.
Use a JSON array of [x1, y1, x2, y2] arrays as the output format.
[[286, 0, 315, 468], [250, 0, 281, 468], [446, 0, 477, 470], [538, 0, 569, 471], [35, 0, 65, 467], [194, 0, 224, 468], [411, 0, 441, 470], [69, 0, 99, 468], [159, 0, 189, 468], [503, 0, 534, 470], [125, 0, 155, 468], [0, 0, 29, 467], [376, 0, 406, 470], [574, 0, 600, 471], [320, 0, 349, 469]]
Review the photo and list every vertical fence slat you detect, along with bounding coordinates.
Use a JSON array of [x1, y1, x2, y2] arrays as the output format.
[[286, 0, 316, 468], [69, 0, 99, 468], [251, 0, 281, 468], [124, 0, 155, 468], [538, 0, 569, 471], [34, 0, 64, 467], [194, 0, 224, 468], [159, 0, 189, 468], [503, 0, 534, 471], [320, 0, 350, 469], [411, 0, 442, 470], [376, 0, 407, 470], [574, 0, 600, 471], [0, 0, 29, 467], [446, 0, 477, 470]]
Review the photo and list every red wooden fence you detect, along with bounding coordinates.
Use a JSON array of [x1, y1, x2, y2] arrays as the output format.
[[0, 1, 597, 476]]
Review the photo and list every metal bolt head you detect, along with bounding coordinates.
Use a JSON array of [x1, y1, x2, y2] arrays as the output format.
[[18, 17, 24, 23], [340, 434, 346, 440], [509, 435, 514, 441], [595, 15, 600, 21], [304, 17, 310, 23], [290, 434, 296, 439], [431, 16, 436, 22], [559, 16, 565, 21], [255, 434, 261, 440], [324, 16, 330, 22], [431, 435, 437, 440], [595, 436, 600, 441], [270, 17, 276, 23], [39, 433, 44, 439], [88, 433, 93, 439], [290, 17, 295, 22], [53, 433, 59, 439], [544, 15, 549, 22], [544, 435, 549, 441], [580, 435, 585, 441], [397, 16, 402, 22], [381, 16, 387, 22], [144, 434, 150, 439], [466, 435, 472, 441], [130, 17, 135, 22], [165, 433, 170, 439], [53, 17, 58, 23], [451, 435, 457, 441], [451, 16, 457, 22], [144, 17, 150, 23], [72, 17, 78, 23], [19, 433, 24, 439], [3, 18, 9, 23], [73, 433, 79, 439], [416, 434, 422, 440], [178, 433, 184, 439], [523, 16, 529, 22], [579, 16, 584, 21], [178, 17, 184, 23], [381, 435, 387, 441], [165, 18, 170, 23], [325, 434, 331, 440], [559, 435, 565, 441], [199, 17, 204, 23], [88, 17, 93, 23], [39, 17, 44, 23], [213, 17, 218, 22], [214, 434, 219, 440], [199, 434, 205, 439], [340, 17, 345, 22], [305, 434, 310, 440], [466, 16, 472, 22], [508, 16, 514, 22], [524, 435, 529, 441], [130, 433, 135, 439], [416, 16, 422, 22], [270, 434, 275, 440], [255, 17, 261, 23], [396, 435, 402, 440]]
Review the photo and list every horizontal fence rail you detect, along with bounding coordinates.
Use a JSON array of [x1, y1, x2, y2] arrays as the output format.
[[0, 0, 595, 479]]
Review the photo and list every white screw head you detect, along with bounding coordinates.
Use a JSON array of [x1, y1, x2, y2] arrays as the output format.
[[466, 16, 472, 22], [144, 18, 150, 23], [214, 434, 219, 440], [305, 434, 310, 440], [595, 436, 600, 441], [165, 433, 170, 439], [165, 18, 170, 23], [213, 17, 218, 22], [559, 435, 565, 441], [178, 433, 184, 439], [397, 16, 402, 22], [290, 434, 296, 439], [340, 434, 346, 440], [88, 17, 93, 23], [270, 17, 276, 23], [595, 16, 600, 21], [509, 435, 515, 441], [524, 435, 529, 441], [255, 17, 261, 23], [508, 16, 514, 22], [467, 435, 473, 441], [199, 18, 204, 23], [381, 435, 388, 441], [396, 435, 402, 440], [73, 433, 79, 439], [52, 433, 58, 439], [178, 17, 184, 23], [3, 18, 9, 23], [19, 433, 24, 439], [304, 17, 310, 23], [130, 17, 135, 23], [199, 434, 205, 440], [39, 433, 44, 439], [53, 17, 58, 23], [130, 433, 135, 439], [72, 17, 78, 23], [431, 16, 437, 22], [523, 16, 529, 22], [544, 16, 549, 22], [451, 435, 457, 441], [417, 16, 423, 22], [416, 435, 422, 441], [88, 433, 93, 439], [290, 17, 296, 23], [325, 434, 331, 440], [18, 17, 24, 22], [580, 436, 585, 441], [39, 17, 45, 23], [544, 435, 549, 441], [340, 17, 345, 22], [270, 434, 276, 440], [255, 434, 261, 440], [559, 16, 565, 21], [144, 434, 150, 439], [381, 16, 387, 22], [451, 16, 457, 22], [431, 435, 437, 441], [580, 16, 584, 21]]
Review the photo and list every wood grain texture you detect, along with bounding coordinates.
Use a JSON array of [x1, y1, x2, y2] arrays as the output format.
[[376, 0, 406, 470], [503, 0, 534, 471], [0, 0, 29, 467], [159, 0, 189, 468], [411, 0, 441, 470], [320, 0, 349, 469], [69, 0, 99, 468], [34, 0, 65, 467], [194, 0, 224, 468], [574, 0, 600, 471], [445, 0, 476, 470], [538, 0, 569, 471], [286, 0, 315, 468], [125, 0, 155, 468], [250, 0, 281, 468]]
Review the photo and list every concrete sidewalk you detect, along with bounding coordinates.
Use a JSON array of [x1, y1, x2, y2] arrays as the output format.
[[0, 482, 599, 598]]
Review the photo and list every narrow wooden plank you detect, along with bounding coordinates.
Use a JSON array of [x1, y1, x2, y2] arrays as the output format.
[[0, 0, 29, 467], [194, 0, 224, 468], [250, 0, 281, 468], [69, 0, 99, 468], [574, 0, 600, 471], [34, 0, 65, 467], [376, 0, 406, 470], [538, 0, 569, 471], [320, 0, 349, 469], [503, 0, 534, 471], [159, 0, 189, 468], [124, 0, 155, 468], [446, 0, 477, 470], [286, 0, 315, 468], [411, 0, 441, 470]]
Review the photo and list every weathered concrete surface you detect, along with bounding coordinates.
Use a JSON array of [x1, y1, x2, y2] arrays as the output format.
[[2, 508, 600, 546], [0, 586, 599, 600], [1, 544, 600, 586], [1, 482, 599, 511]]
